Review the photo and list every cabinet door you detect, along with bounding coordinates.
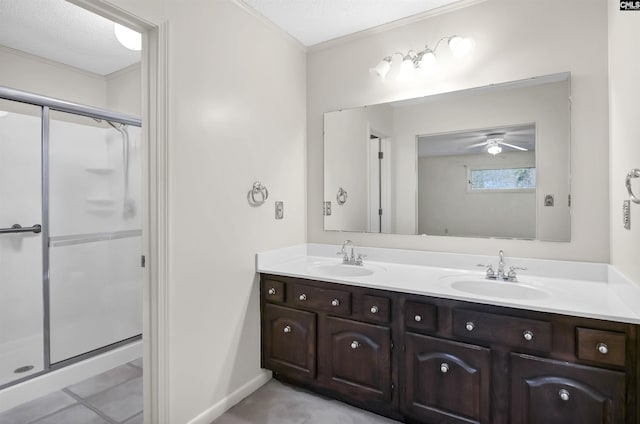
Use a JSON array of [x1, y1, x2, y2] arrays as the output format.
[[511, 353, 626, 424], [404, 333, 491, 424], [319, 316, 391, 403], [262, 303, 316, 379]]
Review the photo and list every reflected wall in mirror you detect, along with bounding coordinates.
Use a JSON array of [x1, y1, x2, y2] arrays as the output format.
[[323, 73, 571, 241]]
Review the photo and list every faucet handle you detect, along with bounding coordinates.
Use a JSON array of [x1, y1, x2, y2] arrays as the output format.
[[477, 264, 495, 278], [355, 253, 367, 265], [507, 266, 527, 280]]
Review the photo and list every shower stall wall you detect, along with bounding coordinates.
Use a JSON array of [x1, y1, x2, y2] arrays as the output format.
[[0, 87, 142, 389]]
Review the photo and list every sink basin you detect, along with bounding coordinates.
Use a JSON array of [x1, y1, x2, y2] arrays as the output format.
[[308, 264, 377, 277], [446, 278, 549, 300]]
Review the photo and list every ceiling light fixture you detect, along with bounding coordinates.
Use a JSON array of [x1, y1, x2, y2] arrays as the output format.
[[114, 23, 141, 51], [487, 140, 503, 155], [370, 35, 474, 81]]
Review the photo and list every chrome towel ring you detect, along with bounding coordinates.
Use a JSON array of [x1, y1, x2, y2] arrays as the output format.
[[626, 169, 640, 204], [336, 187, 348, 205], [249, 181, 269, 206]]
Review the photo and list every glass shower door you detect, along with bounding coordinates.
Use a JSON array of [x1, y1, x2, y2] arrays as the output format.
[[48, 110, 142, 364], [0, 99, 45, 386]]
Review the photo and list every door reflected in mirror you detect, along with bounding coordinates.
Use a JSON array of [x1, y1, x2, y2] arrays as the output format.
[[323, 73, 571, 241]]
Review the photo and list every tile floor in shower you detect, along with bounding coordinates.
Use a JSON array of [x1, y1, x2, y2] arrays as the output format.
[[0, 358, 143, 424]]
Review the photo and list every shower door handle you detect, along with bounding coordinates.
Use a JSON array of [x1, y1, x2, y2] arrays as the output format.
[[0, 224, 42, 234]]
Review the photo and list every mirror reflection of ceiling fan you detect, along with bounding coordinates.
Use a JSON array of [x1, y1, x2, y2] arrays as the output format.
[[467, 132, 529, 155]]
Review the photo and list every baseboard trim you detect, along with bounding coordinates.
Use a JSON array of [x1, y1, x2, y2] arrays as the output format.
[[186, 371, 272, 424]]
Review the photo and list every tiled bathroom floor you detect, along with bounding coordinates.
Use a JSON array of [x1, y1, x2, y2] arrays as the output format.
[[0, 358, 143, 424]]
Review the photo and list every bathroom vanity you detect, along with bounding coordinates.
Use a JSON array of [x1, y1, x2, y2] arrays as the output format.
[[258, 245, 640, 424]]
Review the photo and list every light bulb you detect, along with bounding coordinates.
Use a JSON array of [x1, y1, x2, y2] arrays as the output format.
[[369, 58, 392, 80], [487, 144, 502, 155], [448, 36, 475, 58], [397, 55, 416, 82], [114, 23, 141, 51], [0, 110, 9, 118], [418, 51, 438, 75]]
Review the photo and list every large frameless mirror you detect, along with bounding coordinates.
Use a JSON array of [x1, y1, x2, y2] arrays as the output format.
[[323, 72, 571, 241]]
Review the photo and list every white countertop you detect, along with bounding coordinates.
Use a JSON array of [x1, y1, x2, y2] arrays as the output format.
[[256, 244, 640, 325]]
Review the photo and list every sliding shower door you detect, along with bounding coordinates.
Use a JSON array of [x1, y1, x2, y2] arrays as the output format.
[[0, 100, 45, 386], [48, 110, 142, 364]]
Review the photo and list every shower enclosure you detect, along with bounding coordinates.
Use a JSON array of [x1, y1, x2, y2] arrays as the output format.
[[0, 86, 142, 389]]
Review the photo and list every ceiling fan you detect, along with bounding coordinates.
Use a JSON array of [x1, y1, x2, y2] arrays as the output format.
[[467, 132, 529, 155]]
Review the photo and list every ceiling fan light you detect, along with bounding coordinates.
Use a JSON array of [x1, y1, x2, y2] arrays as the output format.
[[369, 57, 392, 80], [487, 144, 502, 155], [448, 36, 475, 58], [114, 23, 141, 51]]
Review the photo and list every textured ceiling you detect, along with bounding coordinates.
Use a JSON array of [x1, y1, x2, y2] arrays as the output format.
[[0, 0, 140, 76], [242, 0, 464, 46], [0, 0, 462, 75]]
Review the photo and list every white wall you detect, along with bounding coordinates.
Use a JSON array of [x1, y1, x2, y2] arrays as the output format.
[[99, 1, 308, 423], [418, 152, 536, 238], [609, 4, 640, 283], [307, 0, 608, 262], [0, 46, 108, 109], [106, 64, 142, 116]]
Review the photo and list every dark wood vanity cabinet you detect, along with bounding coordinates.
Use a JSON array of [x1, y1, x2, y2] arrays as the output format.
[[260, 274, 639, 424], [404, 333, 491, 423]]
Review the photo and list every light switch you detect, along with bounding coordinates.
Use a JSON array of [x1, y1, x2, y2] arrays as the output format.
[[275, 201, 284, 220]]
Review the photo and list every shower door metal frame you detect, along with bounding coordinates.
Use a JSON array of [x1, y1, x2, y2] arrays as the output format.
[[0, 85, 142, 390]]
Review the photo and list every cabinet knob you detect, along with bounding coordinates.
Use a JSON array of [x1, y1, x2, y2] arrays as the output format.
[[299, 293, 307, 301], [558, 389, 570, 401], [414, 315, 422, 322], [331, 298, 340, 307], [440, 363, 449, 373], [523, 330, 534, 341], [350, 341, 360, 349], [370, 305, 379, 314], [465, 321, 475, 331], [597, 342, 609, 354], [267, 288, 276, 295], [283, 325, 292, 334]]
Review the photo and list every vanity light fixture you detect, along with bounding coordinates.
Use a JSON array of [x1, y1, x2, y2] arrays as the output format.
[[370, 35, 475, 81], [114, 23, 142, 51]]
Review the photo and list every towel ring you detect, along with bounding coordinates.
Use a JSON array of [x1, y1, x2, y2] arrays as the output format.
[[336, 187, 348, 205], [249, 181, 269, 206], [626, 169, 640, 204]]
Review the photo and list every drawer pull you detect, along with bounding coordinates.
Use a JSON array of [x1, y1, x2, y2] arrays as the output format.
[[440, 363, 449, 373], [267, 288, 276, 295], [299, 293, 307, 301], [465, 321, 475, 332], [559, 388, 570, 401], [370, 305, 379, 314], [350, 341, 360, 349], [414, 315, 422, 322], [523, 330, 534, 341], [331, 298, 340, 307], [597, 342, 609, 354], [283, 325, 292, 334]]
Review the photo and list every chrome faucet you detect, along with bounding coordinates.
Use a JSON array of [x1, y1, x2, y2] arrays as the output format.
[[337, 240, 366, 266], [496, 250, 505, 280], [478, 250, 527, 282]]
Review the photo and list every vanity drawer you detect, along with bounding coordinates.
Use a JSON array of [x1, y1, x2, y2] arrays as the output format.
[[262, 278, 286, 303], [404, 302, 437, 333], [453, 309, 551, 352], [290, 284, 351, 315], [576, 327, 625, 367], [362, 294, 391, 324]]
